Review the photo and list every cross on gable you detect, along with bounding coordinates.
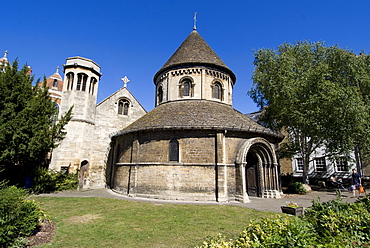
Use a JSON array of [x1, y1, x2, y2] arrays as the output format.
[[121, 76, 130, 88]]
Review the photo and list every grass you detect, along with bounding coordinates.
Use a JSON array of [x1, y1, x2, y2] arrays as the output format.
[[32, 196, 276, 248]]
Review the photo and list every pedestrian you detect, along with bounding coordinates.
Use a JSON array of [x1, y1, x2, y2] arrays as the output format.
[[349, 169, 362, 197]]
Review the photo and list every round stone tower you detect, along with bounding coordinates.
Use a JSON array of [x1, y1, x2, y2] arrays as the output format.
[[50, 57, 102, 188], [154, 30, 236, 106], [109, 30, 283, 202]]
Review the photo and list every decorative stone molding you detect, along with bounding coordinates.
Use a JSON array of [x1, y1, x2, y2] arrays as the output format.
[[171, 68, 202, 76], [205, 69, 229, 81], [156, 73, 168, 85]]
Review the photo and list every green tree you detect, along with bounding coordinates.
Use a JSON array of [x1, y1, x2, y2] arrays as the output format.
[[0, 59, 72, 184], [249, 41, 369, 184]]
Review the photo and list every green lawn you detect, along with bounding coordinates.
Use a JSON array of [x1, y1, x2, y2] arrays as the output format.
[[32, 196, 276, 248]]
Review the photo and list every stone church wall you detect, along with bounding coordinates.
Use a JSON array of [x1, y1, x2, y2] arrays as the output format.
[[111, 130, 248, 201], [88, 88, 146, 188], [50, 120, 95, 172]]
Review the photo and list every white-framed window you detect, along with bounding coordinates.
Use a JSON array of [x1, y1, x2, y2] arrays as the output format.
[[315, 157, 326, 172], [336, 157, 348, 172], [296, 158, 303, 171]]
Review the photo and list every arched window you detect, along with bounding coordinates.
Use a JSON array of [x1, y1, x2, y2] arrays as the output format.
[[169, 139, 179, 162], [66, 72, 74, 90], [77, 73, 88, 91], [183, 81, 190, 96], [118, 99, 130, 116], [53, 79, 58, 87], [158, 86, 163, 103], [82, 77, 87, 91], [213, 82, 223, 100], [179, 78, 193, 98], [89, 77, 97, 94]]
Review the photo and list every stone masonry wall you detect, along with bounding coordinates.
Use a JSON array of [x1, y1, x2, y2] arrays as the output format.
[[111, 130, 251, 201], [89, 88, 146, 188]]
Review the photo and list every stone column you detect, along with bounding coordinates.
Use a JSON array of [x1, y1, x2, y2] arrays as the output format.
[[215, 132, 228, 202]]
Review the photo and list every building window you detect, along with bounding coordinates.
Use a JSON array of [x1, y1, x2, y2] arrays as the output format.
[[169, 139, 179, 162], [179, 78, 193, 98], [89, 77, 97, 94], [184, 81, 190, 96], [158, 86, 163, 103], [66, 72, 74, 90], [53, 79, 58, 87], [118, 99, 130, 115], [82, 78, 87, 91], [315, 157, 326, 172], [77, 73, 88, 91], [296, 158, 303, 171], [213, 82, 223, 100], [336, 157, 348, 172]]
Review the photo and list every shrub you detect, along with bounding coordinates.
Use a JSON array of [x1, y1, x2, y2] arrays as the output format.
[[303, 195, 370, 245], [196, 233, 234, 248], [235, 215, 317, 247], [197, 194, 370, 247], [33, 167, 78, 193], [0, 183, 45, 247], [285, 182, 307, 194]]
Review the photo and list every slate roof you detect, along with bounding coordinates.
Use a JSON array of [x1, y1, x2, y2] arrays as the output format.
[[154, 30, 236, 83], [111, 100, 283, 140]]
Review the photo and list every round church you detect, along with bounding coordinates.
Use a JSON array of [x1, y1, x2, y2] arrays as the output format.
[[107, 29, 284, 202]]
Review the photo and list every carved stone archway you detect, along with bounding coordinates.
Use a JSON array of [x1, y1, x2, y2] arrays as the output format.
[[235, 137, 281, 202]]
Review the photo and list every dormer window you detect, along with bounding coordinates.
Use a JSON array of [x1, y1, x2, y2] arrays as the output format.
[[179, 78, 194, 98], [118, 99, 130, 116], [213, 82, 223, 100]]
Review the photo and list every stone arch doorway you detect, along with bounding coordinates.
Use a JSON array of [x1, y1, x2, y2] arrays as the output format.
[[245, 152, 259, 197], [236, 137, 282, 202], [79, 160, 89, 189]]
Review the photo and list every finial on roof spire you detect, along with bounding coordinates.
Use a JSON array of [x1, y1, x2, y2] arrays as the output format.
[[121, 76, 130, 88], [193, 12, 197, 30], [1, 51, 8, 61], [56, 66, 59, 74]]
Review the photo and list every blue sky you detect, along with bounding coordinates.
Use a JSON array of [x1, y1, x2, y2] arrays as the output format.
[[3, 0, 370, 114]]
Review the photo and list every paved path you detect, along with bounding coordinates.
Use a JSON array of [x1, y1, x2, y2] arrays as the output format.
[[34, 188, 364, 213]]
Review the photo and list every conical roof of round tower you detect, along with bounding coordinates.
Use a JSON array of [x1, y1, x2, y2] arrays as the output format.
[[154, 30, 236, 83]]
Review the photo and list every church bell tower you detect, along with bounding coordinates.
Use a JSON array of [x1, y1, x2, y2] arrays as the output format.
[[50, 57, 102, 188]]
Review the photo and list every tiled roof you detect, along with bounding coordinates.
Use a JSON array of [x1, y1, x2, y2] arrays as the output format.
[[112, 100, 283, 140], [154, 31, 236, 83]]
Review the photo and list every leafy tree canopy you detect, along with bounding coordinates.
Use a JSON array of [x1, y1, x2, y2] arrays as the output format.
[[249, 41, 370, 182], [0, 59, 71, 174]]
